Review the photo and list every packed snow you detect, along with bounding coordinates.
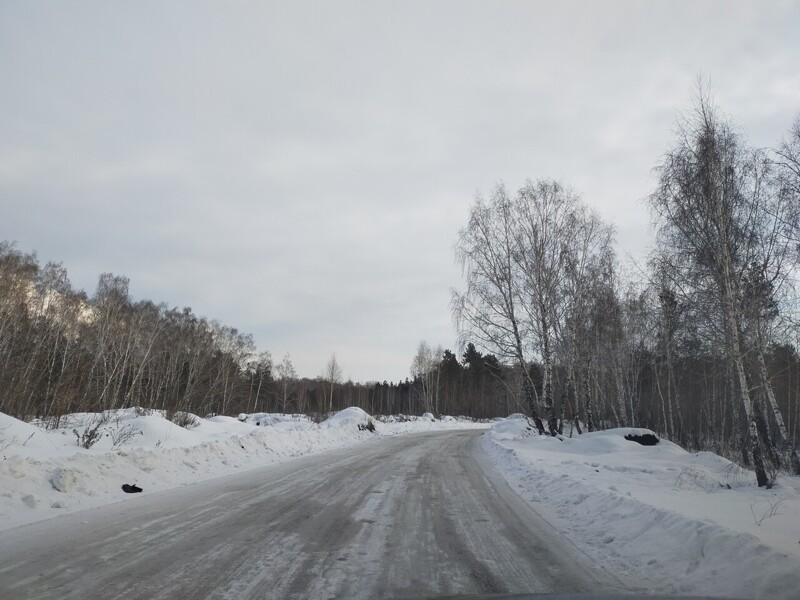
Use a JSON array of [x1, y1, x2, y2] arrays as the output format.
[[481, 416, 800, 599], [0, 408, 484, 531]]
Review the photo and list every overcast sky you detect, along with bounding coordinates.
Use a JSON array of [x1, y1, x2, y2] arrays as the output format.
[[1, 1, 798, 382]]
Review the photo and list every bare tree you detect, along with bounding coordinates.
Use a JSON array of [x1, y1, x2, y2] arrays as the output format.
[[553, 198, 615, 433], [247, 351, 273, 413], [649, 88, 779, 485], [275, 353, 297, 413], [453, 180, 615, 434], [325, 353, 342, 412], [452, 184, 543, 429], [511, 180, 577, 434], [410, 340, 443, 415], [512, 180, 617, 435], [772, 115, 800, 223], [655, 283, 684, 441]]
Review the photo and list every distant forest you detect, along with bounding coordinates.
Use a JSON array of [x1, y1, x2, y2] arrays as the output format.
[[2, 88, 800, 486]]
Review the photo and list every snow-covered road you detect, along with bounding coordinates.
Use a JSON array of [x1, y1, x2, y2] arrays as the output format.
[[0, 429, 620, 599]]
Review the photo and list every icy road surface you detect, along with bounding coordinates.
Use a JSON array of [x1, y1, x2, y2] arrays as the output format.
[[0, 430, 620, 599]]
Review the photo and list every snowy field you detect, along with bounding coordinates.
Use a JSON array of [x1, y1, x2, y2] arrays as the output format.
[[0, 407, 484, 531], [481, 416, 800, 599]]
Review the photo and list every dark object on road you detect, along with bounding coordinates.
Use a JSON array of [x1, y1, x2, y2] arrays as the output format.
[[624, 432, 659, 446], [122, 484, 143, 493]]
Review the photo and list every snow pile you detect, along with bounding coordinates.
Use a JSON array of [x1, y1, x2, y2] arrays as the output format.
[[0, 408, 485, 530], [482, 420, 800, 599], [322, 406, 373, 429], [486, 413, 534, 441], [373, 413, 483, 434]]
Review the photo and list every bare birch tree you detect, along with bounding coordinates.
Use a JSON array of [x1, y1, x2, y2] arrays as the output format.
[[275, 353, 297, 413], [452, 184, 544, 432], [410, 340, 443, 415], [325, 353, 342, 412], [649, 89, 776, 485], [511, 181, 573, 434], [453, 180, 615, 435]]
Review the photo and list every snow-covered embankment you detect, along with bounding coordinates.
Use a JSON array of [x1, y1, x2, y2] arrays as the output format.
[[0, 408, 483, 531], [481, 416, 800, 599]]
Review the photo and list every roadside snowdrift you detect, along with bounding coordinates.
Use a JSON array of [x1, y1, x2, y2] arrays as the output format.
[[0, 409, 483, 531], [481, 417, 800, 599]]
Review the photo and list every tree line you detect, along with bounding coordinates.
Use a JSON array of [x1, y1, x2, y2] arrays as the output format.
[[0, 251, 266, 425], [447, 88, 800, 486], [0, 249, 501, 423]]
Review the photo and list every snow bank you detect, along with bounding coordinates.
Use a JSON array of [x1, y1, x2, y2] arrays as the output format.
[[487, 413, 532, 440], [238, 412, 313, 427], [0, 408, 485, 531], [482, 420, 800, 599], [372, 413, 482, 434]]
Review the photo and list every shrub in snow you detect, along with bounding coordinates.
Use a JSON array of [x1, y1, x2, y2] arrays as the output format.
[[108, 424, 142, 448], [73, 419, 104, 449], [421, 412, 436, 422], [750, 496, 785, 527], [308, 412, 329, 424], [675, 467, 729, 491], [169, 411, 199, 429]]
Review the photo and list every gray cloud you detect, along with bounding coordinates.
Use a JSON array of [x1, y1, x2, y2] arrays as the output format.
[[2, 1, 799, 381]]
